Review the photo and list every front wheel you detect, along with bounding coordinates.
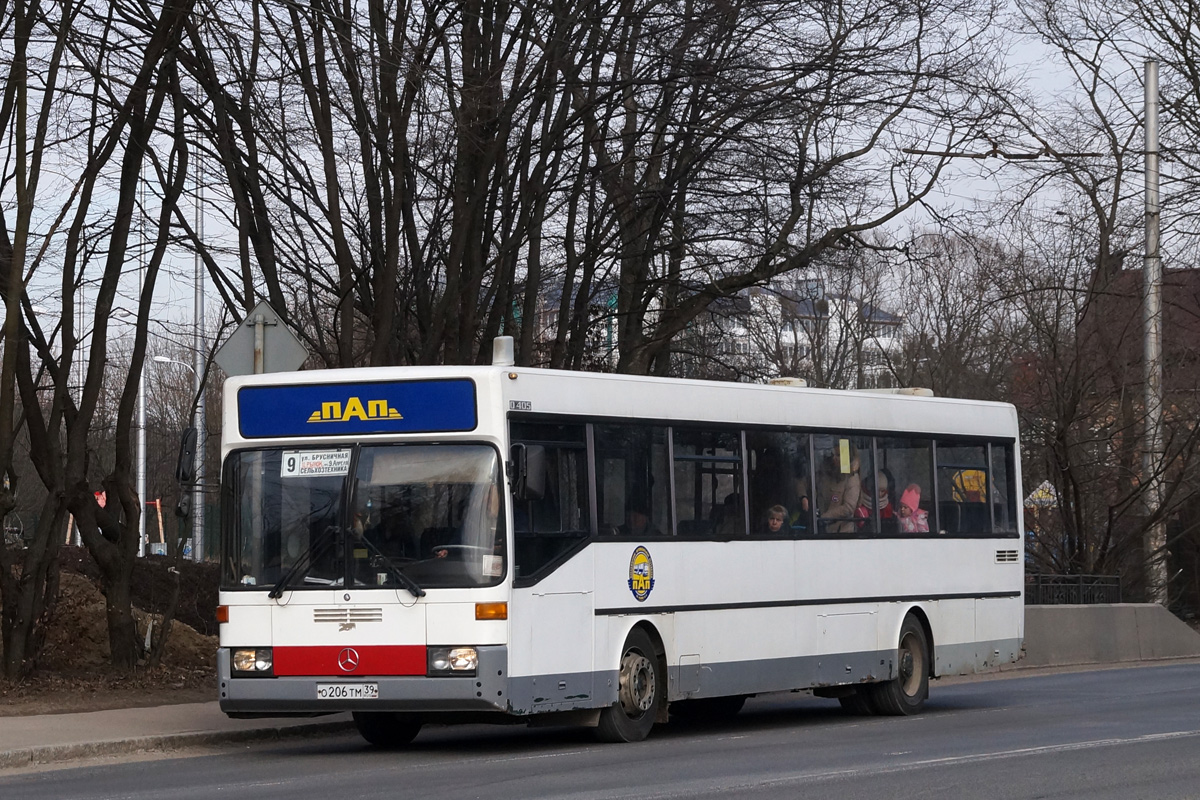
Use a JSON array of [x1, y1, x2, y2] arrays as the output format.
[[595, 628, 662, 743], [352, 711, 422, 747], [867, 614, 930, 715]]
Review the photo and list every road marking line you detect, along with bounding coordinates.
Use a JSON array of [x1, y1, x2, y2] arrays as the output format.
[[618, 728, 1200, 800]]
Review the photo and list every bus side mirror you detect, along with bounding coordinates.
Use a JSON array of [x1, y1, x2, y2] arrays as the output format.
[[175, 427, 198, 484], [175, 492, 192, 519], [509, 444, 546, 501], [510, 444, 528, 499]]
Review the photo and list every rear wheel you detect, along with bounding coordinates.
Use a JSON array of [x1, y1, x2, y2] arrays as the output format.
[[867, 615, 930, 715], [352, 712, 422, 747], [596, 628, 662, 743]]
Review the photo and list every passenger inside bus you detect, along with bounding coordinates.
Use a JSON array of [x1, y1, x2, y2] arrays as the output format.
[[857, 468, 898, 534], [712, 492, 745, 537], [619, 501, 660, 537], [898, 484, 931, 533], [789, 495, 810, 532], [764, 504, 787, 534], [818, 440, 861, 533]]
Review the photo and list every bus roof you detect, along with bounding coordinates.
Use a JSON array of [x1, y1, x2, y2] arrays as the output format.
[[223, 365, 1019, 448]]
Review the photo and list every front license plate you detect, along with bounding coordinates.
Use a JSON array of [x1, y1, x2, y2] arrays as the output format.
[[316, 683, 379, 700]]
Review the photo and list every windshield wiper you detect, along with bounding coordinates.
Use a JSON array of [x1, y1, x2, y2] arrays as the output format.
[[357, 534, 426, 598], [269, 525, 341, 599]]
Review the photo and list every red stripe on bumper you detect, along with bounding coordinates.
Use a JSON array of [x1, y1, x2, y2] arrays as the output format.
[[273, 645, 426, 676]]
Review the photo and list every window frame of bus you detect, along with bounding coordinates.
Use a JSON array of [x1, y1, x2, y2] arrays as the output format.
[[989, 441, 1019, 533], [933, 437, 1002, 536], [219, 441, 509, 590], [671, 426, 747, 538], [873, 435, 936, 536], [508, 420, 595, 585], [593, 421, 672, 539], [219, 448, 349, 590], [744, 428, 815, 538]]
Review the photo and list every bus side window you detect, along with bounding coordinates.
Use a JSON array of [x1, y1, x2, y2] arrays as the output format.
[[991, 443, 1018, 533], [673, 428, 743, 538], [509, 422, 591, 578], [875, 436, 934, 535], [595, 424, 671, 538], [935, 440, 990, 534], [745, 430, 812, 537], [813, 434, 871, 535]]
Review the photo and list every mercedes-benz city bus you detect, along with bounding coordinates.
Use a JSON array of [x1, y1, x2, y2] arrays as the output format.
[[217, 339, 1024, 744]]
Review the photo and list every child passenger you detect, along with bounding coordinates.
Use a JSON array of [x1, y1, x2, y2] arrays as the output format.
[[897, 484, 930, 533], [765, 505, 787, 534]]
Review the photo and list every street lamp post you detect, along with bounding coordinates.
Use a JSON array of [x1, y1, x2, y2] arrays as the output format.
[[138, 364, 146, 557], [153, 355, 204, 561], [111, 307, 147, 557]]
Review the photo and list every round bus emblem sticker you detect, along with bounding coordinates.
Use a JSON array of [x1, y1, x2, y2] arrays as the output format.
[[628, 546, 654, 602]]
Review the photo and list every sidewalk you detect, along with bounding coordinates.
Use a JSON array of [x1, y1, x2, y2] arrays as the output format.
[[0, 702, 353, 769]]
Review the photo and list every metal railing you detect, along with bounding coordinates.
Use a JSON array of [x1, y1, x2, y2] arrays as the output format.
[[1026, 574, 1122, 605]]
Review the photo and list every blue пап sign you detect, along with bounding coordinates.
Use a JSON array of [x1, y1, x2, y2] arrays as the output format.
[[238, 379, 477, 438]]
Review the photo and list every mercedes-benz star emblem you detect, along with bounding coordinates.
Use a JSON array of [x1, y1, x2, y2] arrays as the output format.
[[337, 647, 360, 673]]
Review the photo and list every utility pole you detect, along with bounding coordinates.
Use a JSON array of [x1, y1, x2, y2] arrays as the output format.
[[137, 176, 146, 557], [1143, 60, 1167, 604], [193, 150, 206, 562]]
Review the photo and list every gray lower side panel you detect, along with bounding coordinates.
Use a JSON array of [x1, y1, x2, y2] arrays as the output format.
[[509, 636, 1024, 711], [507, 670, 619, 715], [934, 638, 1023, 676], [668, 649, 893, 701], [219, 638, 1022, 719], [218, 646, 510, 716]]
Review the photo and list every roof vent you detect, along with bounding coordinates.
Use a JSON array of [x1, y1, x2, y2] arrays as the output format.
[[768, 377, 807, 387], [492, 336, 515, 367]]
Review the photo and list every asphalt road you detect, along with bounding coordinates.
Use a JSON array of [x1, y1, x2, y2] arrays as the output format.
[[4, 662, 1199, 800]]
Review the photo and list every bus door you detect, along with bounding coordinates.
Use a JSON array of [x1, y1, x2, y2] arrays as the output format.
[[509, 422, 595, 711]]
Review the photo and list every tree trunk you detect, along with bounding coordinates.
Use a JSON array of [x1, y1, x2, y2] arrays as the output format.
[[102, 555, 139, 670]]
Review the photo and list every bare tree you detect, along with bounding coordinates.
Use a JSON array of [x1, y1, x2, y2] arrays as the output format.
[[171, 0, 1005, 376], [3, 0, 198, 671], [0, 0, 77, 679]]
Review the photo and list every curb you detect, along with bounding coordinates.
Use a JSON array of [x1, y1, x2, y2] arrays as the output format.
[[0, 719, 356, 770]]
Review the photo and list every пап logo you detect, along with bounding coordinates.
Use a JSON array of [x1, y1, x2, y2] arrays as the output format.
[[309, 397, 403, 424], [628, 546, 655, 602]]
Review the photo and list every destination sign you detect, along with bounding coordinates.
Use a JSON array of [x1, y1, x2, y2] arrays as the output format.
[[238, 379, 477, 439]]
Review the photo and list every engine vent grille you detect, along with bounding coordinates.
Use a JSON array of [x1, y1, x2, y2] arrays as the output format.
[[313, 607, 384, 624], [995, 550, 1020, 564]]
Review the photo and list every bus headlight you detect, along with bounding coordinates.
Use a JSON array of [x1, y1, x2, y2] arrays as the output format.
[[427, 646, 478, 676], [232, 648, 274, 676]]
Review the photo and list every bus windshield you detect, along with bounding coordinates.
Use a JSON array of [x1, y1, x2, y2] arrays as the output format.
[[222, 443, 505, 590]]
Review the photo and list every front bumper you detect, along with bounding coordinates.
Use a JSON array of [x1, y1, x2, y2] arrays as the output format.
[[218, 645, 510, 716]]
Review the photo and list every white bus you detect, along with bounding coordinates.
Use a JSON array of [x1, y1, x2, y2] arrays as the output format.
[[217, 341, 1024, 744]]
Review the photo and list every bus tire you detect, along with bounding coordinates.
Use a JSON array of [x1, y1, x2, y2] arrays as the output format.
[[596, 628, 662, 743], [670, 694, 747, 723], [352, 711, 422, 747], [837, 688, 877, 716], [868, 615, 929, 716]]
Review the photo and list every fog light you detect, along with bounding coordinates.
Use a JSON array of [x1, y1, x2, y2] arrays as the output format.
[[427, 646, 478, 676]]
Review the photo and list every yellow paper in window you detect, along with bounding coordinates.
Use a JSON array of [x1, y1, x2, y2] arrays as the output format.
[[839, 439, 850, 473]]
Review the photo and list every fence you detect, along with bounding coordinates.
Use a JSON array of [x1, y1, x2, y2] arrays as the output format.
[[1025, 573, 1122, 605]]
